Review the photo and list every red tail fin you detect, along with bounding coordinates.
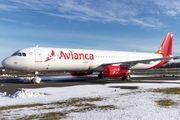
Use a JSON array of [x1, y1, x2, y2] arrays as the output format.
[[156, 32, 173, 56]]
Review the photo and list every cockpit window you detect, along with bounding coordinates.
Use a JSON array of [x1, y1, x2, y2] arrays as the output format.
[[12, 52, 17, 56], [22, 53, 26, 56], [17, 53, 22, 56], [11, 52, 26, 57]]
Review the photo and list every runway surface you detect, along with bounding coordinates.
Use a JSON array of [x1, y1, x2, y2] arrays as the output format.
[[0, 75, 180, 94]]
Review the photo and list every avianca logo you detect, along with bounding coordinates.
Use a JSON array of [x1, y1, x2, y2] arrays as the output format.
[[44, 50, 55, 62], [59, 51, 94, 60], [44, 50, 94, 62]]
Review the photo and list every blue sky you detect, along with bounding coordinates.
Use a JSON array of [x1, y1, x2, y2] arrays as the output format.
[[1, 0, 180, 65]]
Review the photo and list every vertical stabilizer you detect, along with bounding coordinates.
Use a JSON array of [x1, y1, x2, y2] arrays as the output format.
[[156, 32, 173, 56]]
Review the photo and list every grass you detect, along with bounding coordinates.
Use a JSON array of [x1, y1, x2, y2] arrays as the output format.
[[0, 97, 116, 120], [20, 104, 116, 120], [151, 87, 180, 94], [18, 112, 65, 120], [150, 87, 180, 107], [53, 97, 103, 106], [0, 103, 45, 111], [155, 99, 178, 107]]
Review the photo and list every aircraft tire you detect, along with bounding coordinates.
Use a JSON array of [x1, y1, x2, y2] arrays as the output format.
[[122, 74, 131, 81], [98, 74, 104, 79], [126, 74, 131, 81]]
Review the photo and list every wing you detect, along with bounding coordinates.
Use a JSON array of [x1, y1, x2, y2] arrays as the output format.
[[101, 56, 180, 67]]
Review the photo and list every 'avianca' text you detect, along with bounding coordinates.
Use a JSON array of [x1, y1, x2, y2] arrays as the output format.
[[59, 51, 94, 60]]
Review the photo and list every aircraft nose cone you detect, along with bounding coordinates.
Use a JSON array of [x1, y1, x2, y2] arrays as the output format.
[[2, 58, 10, 68]]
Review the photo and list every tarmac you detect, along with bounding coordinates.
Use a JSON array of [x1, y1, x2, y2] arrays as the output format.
[[0, 76, 180, 94]]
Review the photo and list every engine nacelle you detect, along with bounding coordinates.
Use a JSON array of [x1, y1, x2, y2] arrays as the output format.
[[70, 71, 93, 76], [103, 65, 128, 77]]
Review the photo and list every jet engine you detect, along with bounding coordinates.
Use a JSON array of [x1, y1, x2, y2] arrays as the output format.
[[103, 65, 128, 77], [70, 71, 93, 76]]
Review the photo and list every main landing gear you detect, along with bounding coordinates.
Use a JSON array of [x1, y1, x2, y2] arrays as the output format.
[[98, 72, 131, 81], [98, 72, 104, 79], [121, 74, 131, 81]]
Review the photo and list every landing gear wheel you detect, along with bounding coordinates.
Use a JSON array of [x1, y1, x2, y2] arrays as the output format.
[[121, 76, 126, 81], [126, 74, 131, 81], [98, 74, 104, 79], [121, 74, 131, 81]]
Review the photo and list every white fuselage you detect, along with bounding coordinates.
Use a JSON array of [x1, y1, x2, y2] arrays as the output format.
[[2, 47, 163, 72]]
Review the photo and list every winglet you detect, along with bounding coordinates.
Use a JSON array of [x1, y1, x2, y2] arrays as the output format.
[[156, 32, 173, 56]]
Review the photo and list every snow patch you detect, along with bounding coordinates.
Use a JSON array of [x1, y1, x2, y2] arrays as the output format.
[[0, 92, 7, 96], [1, 82, 180, 119], [10, 89, 46, 98]]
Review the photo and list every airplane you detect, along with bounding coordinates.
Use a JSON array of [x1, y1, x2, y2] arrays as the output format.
[[1, 32, 180, 80]]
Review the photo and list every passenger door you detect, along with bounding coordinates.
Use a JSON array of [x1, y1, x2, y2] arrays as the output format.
[[34, 49, 42, 62]]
